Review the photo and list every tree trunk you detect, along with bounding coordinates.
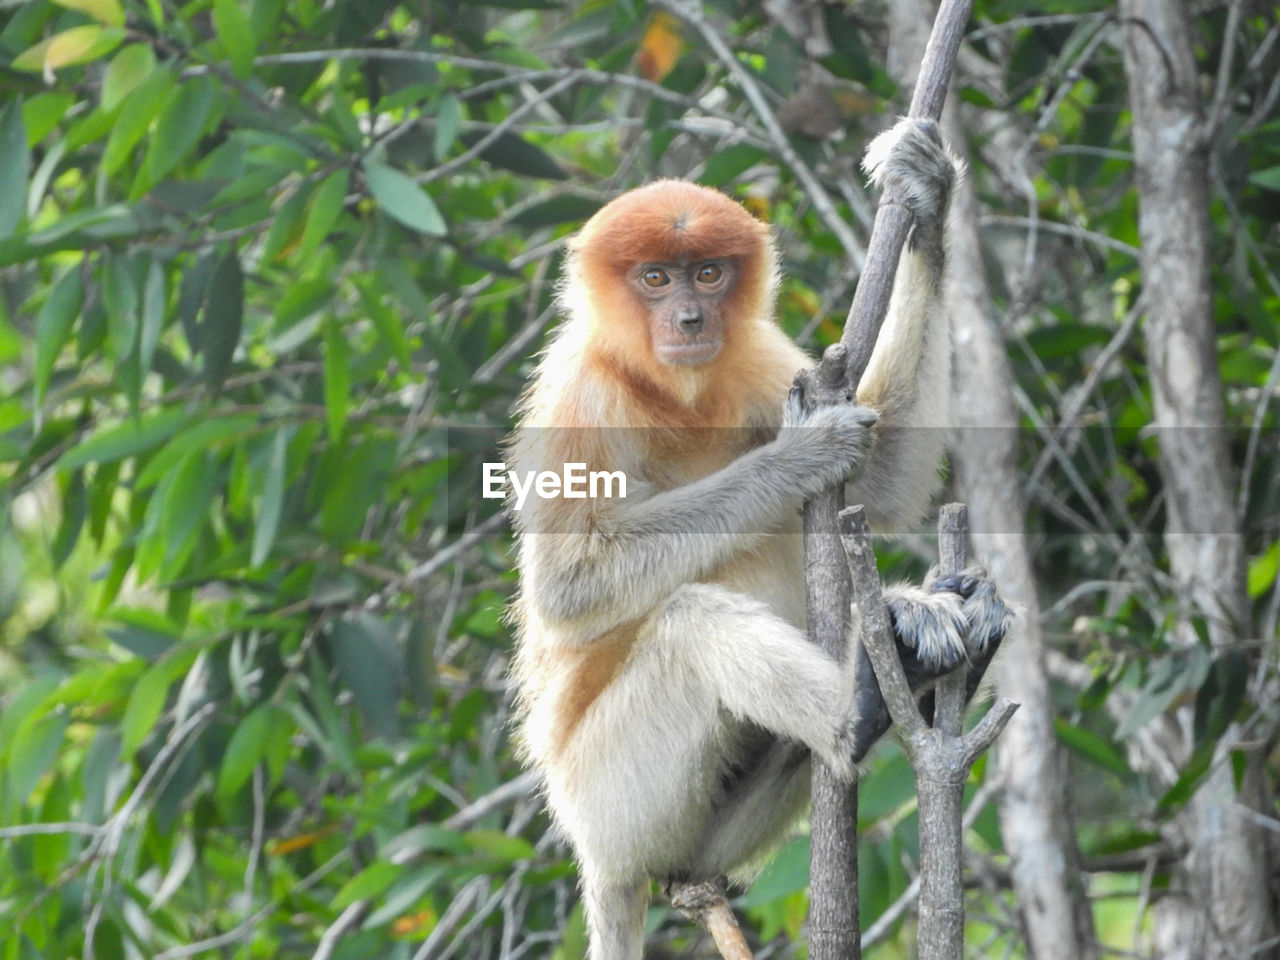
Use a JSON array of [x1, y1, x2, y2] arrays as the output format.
[[1120, 1, 1277, 956], [945, 134, 1102, 960]]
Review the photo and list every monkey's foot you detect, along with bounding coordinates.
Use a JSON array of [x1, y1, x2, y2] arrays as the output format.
[[929, 566, 1015, 651], [884, 584, 968, 671], [861, 117, 960, 233]]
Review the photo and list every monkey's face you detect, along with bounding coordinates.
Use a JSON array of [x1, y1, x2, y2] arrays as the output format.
[[630, 259, 735, 366]]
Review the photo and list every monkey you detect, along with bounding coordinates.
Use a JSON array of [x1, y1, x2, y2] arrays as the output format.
[[505, 118, 1010, 959]]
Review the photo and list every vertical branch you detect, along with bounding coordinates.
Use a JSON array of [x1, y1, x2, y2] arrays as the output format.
[[933, 504, 968, 737], [1120, 1, 1274, 955], [840, 505, 1018, 959], [802, 348, 861, 960], [804, 2, 974, 958], [915, 507, 969, 960], [839, 0, 976, 383]]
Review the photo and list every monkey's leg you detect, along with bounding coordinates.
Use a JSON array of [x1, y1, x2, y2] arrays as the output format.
[[696, 627, 1007, 877], [651, 582, 859, 778], [696, 736, 813, 880], [580, 869, 649, 960], [848, 631, 1005, 761]]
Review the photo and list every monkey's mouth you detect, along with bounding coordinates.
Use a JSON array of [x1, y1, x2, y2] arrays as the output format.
[[655, 341, 722, 366]]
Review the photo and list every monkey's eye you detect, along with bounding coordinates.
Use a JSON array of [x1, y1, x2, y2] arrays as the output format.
[[641, 268, 670, 288], [695, 263, 723, 284]]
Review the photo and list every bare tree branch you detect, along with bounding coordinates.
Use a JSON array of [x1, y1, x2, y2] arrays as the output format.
[[668, 880, 756, 960]]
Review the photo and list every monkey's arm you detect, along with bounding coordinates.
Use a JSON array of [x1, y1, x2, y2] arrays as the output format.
[[848, 120, 959, 531], [524, 401, 875, 626]]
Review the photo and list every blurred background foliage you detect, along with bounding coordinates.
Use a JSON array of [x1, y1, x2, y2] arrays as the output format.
[[0, 0, 1276, 958]]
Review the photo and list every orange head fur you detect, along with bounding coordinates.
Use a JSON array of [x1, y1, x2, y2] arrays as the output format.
[[562, 181, 780, 417]]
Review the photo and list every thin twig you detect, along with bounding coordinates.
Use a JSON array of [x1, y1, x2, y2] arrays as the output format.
[[668, 880, 755, 960], [441, 771, 541, 833], [312, 901, 370, 960]]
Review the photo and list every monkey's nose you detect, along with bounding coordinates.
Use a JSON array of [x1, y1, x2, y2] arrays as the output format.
[[676, 308, 704, 334]]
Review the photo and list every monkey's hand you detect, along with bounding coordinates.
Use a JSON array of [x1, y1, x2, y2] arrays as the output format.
[[778, 386, 878, 496], [861, 118, 960, 249], [885, 566, 1013, 672]]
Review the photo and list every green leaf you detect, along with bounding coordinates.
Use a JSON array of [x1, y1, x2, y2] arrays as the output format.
[[510, 193, 601, 228], [52, 0, 125, 26], [217, 703, 274, 797], [1193, 652, 1248, 743], [102, 44, 156, 112], [458, 129, 567, 180], [88, 460, 120, 544], [1156, 740, 1215, 814], [159, 451, 216, 571], [104, 607, 178, 657], [139, 257, 165, 375], [104, 66, 174, 174], [202, 249, 244, 390], [365, 869, 446, 929], [463, 601, 502, 638], [251, 427, 287, 566], [53, 468, 87, 566], [296, 168, 348, 263], [1247, 165, 1280, 191], [178, 249, 214, 349], [332, 861, 402, 910], [434, 93, 462, 161], [464, 830, 536, 863], [331, 614, 401, 740], [362, 159, 446, 236], [212, 0, 255, 78], [120, 648, 197, 755], [699, 143, 766, 187], [134, 414, 256, 489], [1115, 651, 1207, 739], [12, 25, 125, 72], [120, 668, 168, 755], [1054, 719, 1129, 777], [142, 75, 214, 188], [0, 203, 145, 268], [102, 252, 139, 362], [382, 824, 469, 860], [8, 715, 69, 807], [260, 183, 310, 264], [1248, 540, 1279, 598], [81, 728, 122, 824], [0, 99, 29, 238], [1025, 324, 1112, 359], [358, 281, 412, 369], [24, 92, 77, 146], [59, 408, 191, 469], [742, 836, 810, 906], [322, 320, 350, 441], [0, 676, 61, 760], [34, 267, 83, 412]]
